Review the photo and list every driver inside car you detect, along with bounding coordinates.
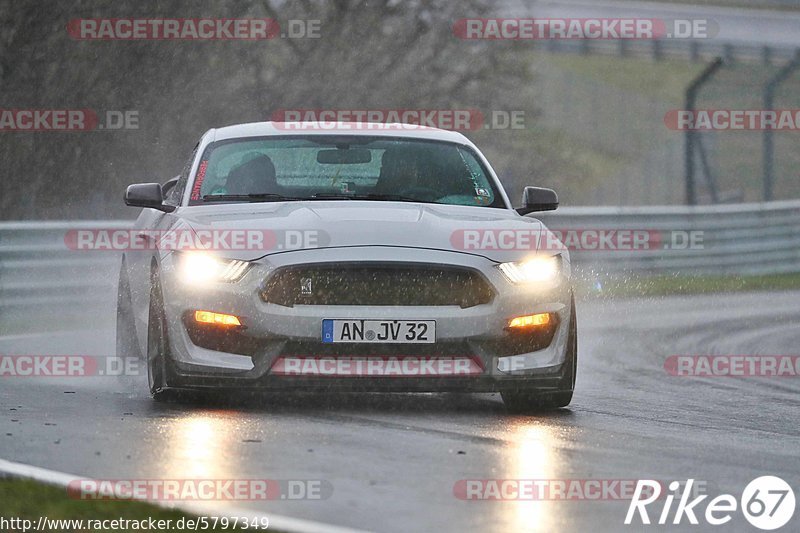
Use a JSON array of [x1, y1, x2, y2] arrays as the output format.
[[373, 148, 440, 200], [223, 154, 282, 195]]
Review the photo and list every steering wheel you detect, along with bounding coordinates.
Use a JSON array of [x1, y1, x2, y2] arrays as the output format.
[[399, 186, 441, 202]]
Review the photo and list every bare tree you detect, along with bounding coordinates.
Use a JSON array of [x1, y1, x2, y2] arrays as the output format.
[[0, 0, 532, 219]]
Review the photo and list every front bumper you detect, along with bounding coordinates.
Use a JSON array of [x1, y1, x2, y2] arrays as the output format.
[[158, 247, 573, 392]]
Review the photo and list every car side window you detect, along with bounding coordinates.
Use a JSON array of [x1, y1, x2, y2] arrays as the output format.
[[165, 142, 199, 206]]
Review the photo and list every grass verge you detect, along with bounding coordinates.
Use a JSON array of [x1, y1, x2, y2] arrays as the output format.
[[580, 272, 800, 297], [534, 53, 705, 104], [0, 478, 258, 532]]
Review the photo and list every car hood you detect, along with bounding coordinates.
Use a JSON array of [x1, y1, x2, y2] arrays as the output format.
[[177, 201, 559, 263]]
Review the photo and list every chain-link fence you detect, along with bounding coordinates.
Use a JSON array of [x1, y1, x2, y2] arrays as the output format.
[[687, 60, 800, 203], [529, 51, 800, 206], [536, 60, 684, 205]]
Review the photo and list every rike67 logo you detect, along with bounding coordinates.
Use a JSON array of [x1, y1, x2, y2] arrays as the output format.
[[626, 477, 795, 530]]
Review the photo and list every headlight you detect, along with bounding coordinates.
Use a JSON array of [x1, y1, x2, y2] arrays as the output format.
[[176, 252, 251, 284], [497, 255, 561, 284]]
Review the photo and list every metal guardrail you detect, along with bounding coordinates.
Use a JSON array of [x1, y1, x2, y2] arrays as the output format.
[[0, 222, 126, 329], [538, 199, 800, 276], [1, 200, 798, 318], [539, 38, 800, 64], [0, 221, 130, 300]]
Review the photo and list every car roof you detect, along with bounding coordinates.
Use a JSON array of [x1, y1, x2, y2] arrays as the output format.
[[209, 121, 474, 145]]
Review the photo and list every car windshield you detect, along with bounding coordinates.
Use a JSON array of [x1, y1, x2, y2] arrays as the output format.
[[188, 136, 504, 208]]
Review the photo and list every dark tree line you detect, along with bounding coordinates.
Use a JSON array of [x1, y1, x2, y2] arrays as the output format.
[[0, 0, 534, 219]]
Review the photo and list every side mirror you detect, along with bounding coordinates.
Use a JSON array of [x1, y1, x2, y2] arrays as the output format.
[[517, 186, 558, 215], [124, 183, 175, 213]]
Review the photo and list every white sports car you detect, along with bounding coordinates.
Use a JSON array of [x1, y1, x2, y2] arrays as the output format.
[[117, 122, 576, 410]]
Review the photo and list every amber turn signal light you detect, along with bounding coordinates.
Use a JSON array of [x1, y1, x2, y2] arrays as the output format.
[[507, 313, 552, 329], [194, 310, 242, 327]]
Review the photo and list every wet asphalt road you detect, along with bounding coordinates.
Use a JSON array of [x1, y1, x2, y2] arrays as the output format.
[[1, 290, 799, 532]]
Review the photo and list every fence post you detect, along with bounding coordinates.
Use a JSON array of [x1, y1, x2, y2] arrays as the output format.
[[723, 44, 735, 63], [690, 41, 700, 62], [762, 49, 800, 201], [684, 57, 724, 205], [762, 45, 772, 66], [652, 39, 663, 61]]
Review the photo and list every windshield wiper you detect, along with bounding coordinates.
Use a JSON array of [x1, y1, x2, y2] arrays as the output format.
[[310, 192, 439, 204], [356, 193, 438, 204], [309, 193, 354, 200], [202, 193, 303, 202], [204, 192, 441, 204]]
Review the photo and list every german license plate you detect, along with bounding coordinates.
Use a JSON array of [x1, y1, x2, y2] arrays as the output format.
[[322, 319, 435, 344]]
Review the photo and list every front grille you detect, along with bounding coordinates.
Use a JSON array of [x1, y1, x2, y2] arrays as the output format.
[[260, 263, 494, 308]]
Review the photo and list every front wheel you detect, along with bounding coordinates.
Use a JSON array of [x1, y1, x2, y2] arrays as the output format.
[[501, 296, 578, 412], [147, 273, 177, 401]]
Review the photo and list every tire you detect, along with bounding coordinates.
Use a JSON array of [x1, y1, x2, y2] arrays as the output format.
[[147, 271, 177, 401], [501, 296, 578, 412], [116, 261, 142, 361]]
